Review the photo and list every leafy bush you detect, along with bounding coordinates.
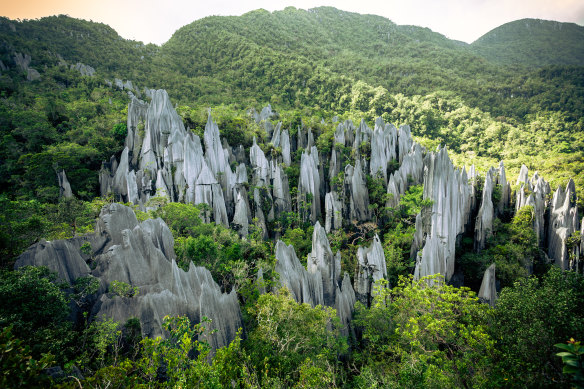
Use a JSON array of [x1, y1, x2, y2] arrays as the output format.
[[109, 280, 139, 298]]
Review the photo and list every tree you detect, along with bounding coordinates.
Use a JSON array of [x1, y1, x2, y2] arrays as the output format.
[[0, 266, 74, 364], [354, 276, 496, 387], [491, 267, 584, 386], [246, 289, 346, 386]]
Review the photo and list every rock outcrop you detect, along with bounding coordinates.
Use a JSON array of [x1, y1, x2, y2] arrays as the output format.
[[16, 204, 242, 350], [57, 170, 73, 198], [413, 148, 473, 281], [370, 118, 397, 183], [274, 223, 356, 336], [274, 240, 324, 306], [298, 147, 321, 223], [515, 167, 550, 246], [324, 191, 342, 233], [354, 235, 387, 305], [478, 263, 497, 307], [548, 180, 580, 270], [14, 52, 41, 81], [475, 167, 495, 251], [307, 222, 339, 306], [70, 62, 95, 77], [344, 160, 370, 222]]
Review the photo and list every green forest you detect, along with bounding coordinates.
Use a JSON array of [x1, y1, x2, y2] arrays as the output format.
[[0, 7, 583, 388]]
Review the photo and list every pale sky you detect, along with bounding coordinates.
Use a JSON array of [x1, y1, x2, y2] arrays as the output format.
[[2, 0, 583, 45]]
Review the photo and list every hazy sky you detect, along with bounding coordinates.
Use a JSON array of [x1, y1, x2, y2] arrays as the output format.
[[3, 0, 583, 45]]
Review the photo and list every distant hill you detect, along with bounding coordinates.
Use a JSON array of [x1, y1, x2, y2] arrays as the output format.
[[472, 18, 584, 67], [0, 9, 582, 121]]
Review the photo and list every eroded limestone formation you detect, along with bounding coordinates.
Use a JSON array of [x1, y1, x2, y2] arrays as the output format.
[[475, 167, 495, 251], [16, 204, 242, 350], [413, 148, 473, 281], [354, 235, 387, 305], [478, 263, 497, 307], [548, 180, 580, 270], [274, 222, 356, 336]]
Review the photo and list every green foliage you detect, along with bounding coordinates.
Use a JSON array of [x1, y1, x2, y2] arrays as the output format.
[[0, 326, 53, 388], [111, 122, 127, 144], [138, 315, 221, 387], [109, 280, 139, 298], [556, 339, 584, 388], [383, 223, 415, 286], [246, 289, 346, 386], [491, 267, 584, 386], [458, 206, 540, 290], [0, 266, 74, 364], [354, 276, 495, 387], [72, 275, 99, 308], [281, 227, 314, 265]]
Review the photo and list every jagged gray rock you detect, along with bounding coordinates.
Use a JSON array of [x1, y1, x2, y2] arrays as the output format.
[[16, 238, 92, 284], [516, 164, 529, 186], [354, 235, 387, 305], [57, 170, 73, 198], [126, 95, 148, 166], [194, 165, 229, 227], [335, 273, 356, 337], [272, 162, 291, 218], [232, 192, 249, 237], [475, 167, 495, 251], [275, 240, 324, 306], [275, 239, 356, 337], [307, 222, 340, 307], [397, 125, 413, 163], [324, 192, 342, 233], [298, 148, 321, 223], [344, 160, 370, 222], [478, 263, 497, 307], [70, 62, 95, 77], [496, 161, 511, 214], [204, 115, 234, 209], [270, 122, 283, 148], [184, 133, 206, 204], [370, 118, 397, 183], [14, 52, 40, 81], [516, 168, 550, 246], [281, 129, 291, 166], [414, 148, 473, 281], [250, 137, 269, 185], [548, 180, 580, 270], [16, 204, 242, 351]]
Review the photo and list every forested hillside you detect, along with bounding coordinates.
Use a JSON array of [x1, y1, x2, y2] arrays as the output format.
[[471, 18, 584, 67], [0, 7, 583, 388]]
